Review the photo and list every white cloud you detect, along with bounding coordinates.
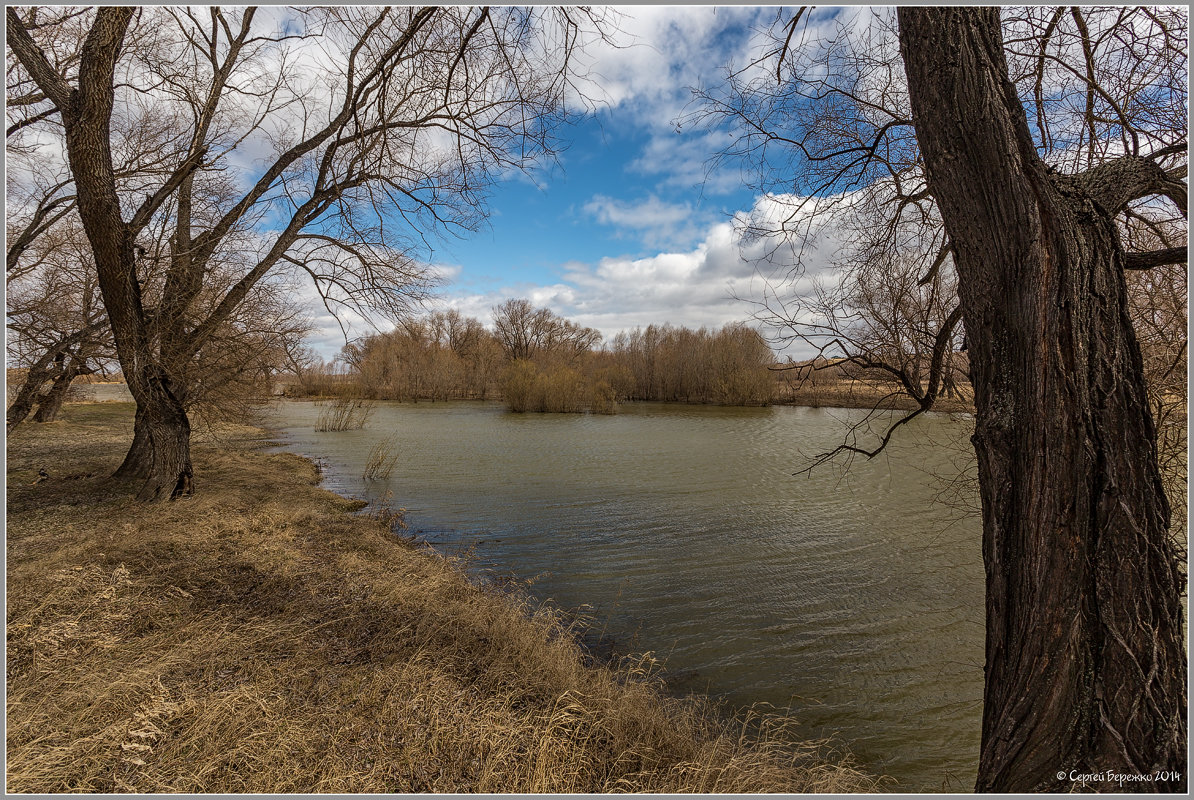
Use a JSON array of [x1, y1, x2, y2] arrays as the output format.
[[571, 6, 774, 196], [625, 128, 745, 195], [350, 192, 845, 362], [582, 193, 714, 250]]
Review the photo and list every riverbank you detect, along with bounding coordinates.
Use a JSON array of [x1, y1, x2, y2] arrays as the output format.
[[770, 378, 975, 414], [5, 403, 881, 793]]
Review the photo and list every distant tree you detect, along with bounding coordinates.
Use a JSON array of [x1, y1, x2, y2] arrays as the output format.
[[701, 7, 1187, 791], [350, 310, 503, 402], [492, 298, 540, 361], [609, 323, 772, 405], [491, 298, 602, 364], [7, 5, 605, 499]]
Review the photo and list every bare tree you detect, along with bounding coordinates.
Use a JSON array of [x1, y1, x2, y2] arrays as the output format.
[[7, 5, 606, 499], [1126, 259, 1188, 535], [492, 298, 545, 361], [5, 217, 112, 432], [492, 297, 601, 363], [700, 6, 1186, 791], [900, 9, 1186, 790]]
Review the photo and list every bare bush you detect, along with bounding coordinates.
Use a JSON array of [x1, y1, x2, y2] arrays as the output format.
[[362, 438, 401, 481], [610, 323, 773, 405], [315, 398, 374, 433]]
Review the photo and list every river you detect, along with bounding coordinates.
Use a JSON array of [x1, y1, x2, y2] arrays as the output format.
[[264, 399, 985, 791]]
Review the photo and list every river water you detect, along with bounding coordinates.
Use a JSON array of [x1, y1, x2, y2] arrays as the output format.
[[264, 399, 985, 791]]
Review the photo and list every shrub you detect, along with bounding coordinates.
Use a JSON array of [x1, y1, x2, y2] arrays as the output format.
[[362, 437, 400, 480], [315, 397, 374, 431], [537, 366, 586, 413], [588, 379, 617, 415], [500, 360, 540, 413]]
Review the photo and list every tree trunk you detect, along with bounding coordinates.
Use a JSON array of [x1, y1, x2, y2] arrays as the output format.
[[127, 371, 194, 501], [899, 8, 1186, 792], [25, 7, 196, 501], [5, 325, 103, 434], [113, 404, 151, 480], [31, 361, 83, 423], [6, 358, 57, 434]]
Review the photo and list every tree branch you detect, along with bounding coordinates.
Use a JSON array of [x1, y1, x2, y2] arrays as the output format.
[[1075, 154, 1188, 217], [5, 8, 74, 110], [1123, 247, 1188, 271]]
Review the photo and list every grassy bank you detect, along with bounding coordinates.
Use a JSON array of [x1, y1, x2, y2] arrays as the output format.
[[6, 403, 881, 793]]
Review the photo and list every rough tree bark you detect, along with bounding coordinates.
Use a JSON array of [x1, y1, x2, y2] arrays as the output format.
[[898, 8, 1186, 792], [113, 406, 151, 481], [7, 8, 195, 500]]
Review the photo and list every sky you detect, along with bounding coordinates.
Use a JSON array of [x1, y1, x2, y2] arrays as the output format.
[[1, 5, 851, 362], [302, 6, 832, 358]]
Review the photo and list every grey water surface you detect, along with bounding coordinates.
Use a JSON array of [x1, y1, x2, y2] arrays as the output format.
[[265, 399, 984, 792]]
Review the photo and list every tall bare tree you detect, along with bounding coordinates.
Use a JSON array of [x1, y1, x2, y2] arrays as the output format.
[[7, 5, 605, 499], [700, 6, 1186, 791], [492, 297, 601, 363], [900, 9, 1185, 790]]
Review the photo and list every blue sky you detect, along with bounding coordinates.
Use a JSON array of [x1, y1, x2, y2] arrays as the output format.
[[305, 5, 817, 357], [437, 111, 756, 290]]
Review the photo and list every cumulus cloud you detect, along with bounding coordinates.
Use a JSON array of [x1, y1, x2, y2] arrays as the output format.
[[577, 7, 759, 121], [573, 6, 774, 196], [286, 187, 861, 364], [375, 192, 845, 358]]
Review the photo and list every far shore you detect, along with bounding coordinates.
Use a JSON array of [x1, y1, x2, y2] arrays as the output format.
[[43, 378, 974, 415]]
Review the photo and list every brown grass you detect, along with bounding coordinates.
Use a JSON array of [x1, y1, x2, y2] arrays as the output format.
[[6, 404, 883, 793], [773, 375, 976, 414]]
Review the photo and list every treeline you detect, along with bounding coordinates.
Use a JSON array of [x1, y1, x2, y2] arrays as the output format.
[[343, 309, 505, 402], [300, 300, 775, 412], [608, 324, 773, 406]]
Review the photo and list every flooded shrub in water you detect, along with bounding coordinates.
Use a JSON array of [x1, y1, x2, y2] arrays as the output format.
[[500, 360, 613, 414], [588, 379, 618, 414], [315, 397, 375, 431], [362, 437, 401, 480], [712, 366, 772, 406], [500, 359, 541, 413], [537, 366, 586, 413]]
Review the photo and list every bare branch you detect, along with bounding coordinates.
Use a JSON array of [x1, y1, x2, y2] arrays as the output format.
[[1124, 247, 1188, 271], [5, 8, 74, 109], [1075, 154, 1188, 217]]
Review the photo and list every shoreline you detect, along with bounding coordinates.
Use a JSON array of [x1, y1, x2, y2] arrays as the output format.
[[6, 402, 882, 793], [28, 377, 977, 417]]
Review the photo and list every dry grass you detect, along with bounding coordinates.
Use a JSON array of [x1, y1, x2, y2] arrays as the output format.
[[6, 403, 883, 793], [773, 375, 975, 414]]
